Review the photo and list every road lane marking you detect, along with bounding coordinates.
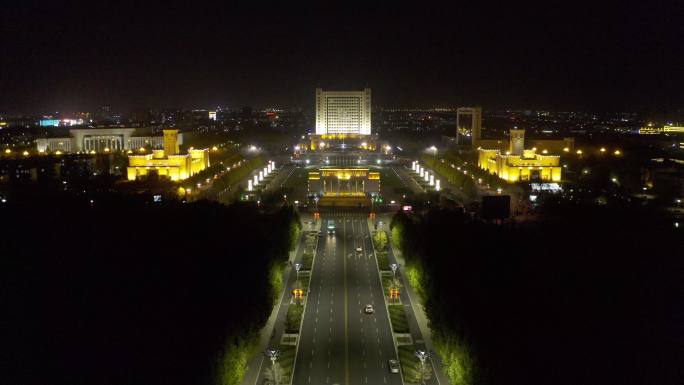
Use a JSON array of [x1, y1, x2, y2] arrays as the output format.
[[343, 218, 349, 385]]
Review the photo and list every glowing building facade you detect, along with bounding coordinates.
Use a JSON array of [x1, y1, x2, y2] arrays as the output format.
[[308, 168, 380, 196], [315, 88, 371, 135], [462, 106, 574, 153], [639, 124, 684, 135], [478, 129, 562, 183], [36, 127, 175, 153], [127, 129, 209, 181]]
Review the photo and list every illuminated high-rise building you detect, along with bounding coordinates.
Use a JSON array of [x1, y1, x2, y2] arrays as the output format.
[[315, 88, 371, 135]]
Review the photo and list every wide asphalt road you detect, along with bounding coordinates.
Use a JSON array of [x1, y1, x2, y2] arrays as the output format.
[[293, 213, 402, 385]]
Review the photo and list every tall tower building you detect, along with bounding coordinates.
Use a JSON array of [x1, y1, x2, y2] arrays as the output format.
[[315, 88, 371, 135], [456, 107, 482, 146], [509, 129, 525, 155], [163, 129, 180, 155]]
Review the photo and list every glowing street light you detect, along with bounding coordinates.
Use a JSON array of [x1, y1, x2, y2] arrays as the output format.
[[415, 349, 429, 371], [259, 171, 264, 181], [294, 262, 301, 279], [253, 175, 259, 186], [265, 348, 280, 382], [435, 179, 441, 191], [248, 180, 253, 191], [424, 172, 429, 182], [429, 174, 434, 186], [390, 263, 398, 280]]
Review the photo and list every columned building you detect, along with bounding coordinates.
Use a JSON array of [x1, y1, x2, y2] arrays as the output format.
[[36, 127, 175, 153], [308, 168, 380, 197]]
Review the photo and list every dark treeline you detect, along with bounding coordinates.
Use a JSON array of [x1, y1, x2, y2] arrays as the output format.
[[391, 201, 682, 385], [1, 192, 300, 385]]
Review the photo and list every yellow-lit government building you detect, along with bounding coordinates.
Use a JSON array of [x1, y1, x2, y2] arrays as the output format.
[[478, 129, 562, 183], [308, 168, 380, 207], [127, 129, 209, 181], [308, 168, 380, 196]]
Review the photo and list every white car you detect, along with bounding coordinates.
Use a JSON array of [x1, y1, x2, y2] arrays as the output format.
[[356, 247, 363, 252], [388, 359, 400, 374], [364, 304, 374, 314]]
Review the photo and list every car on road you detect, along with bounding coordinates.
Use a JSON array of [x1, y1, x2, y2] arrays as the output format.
[[356, 247, 362, 252], [364, 304, 374, 314], [388, 359, 400, 373]]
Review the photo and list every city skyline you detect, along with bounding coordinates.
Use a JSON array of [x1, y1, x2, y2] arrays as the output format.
[[1, 3, 682, 113], [1, 4, 681, 383]]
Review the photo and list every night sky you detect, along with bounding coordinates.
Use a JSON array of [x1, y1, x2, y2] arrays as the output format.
[[1, 2, 682, 112]]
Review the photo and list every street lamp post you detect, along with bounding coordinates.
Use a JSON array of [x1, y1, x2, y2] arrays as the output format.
[[265, 348, 280, 384], [294, 263, 301, 280], [415, 348, 429, 371], [390, 263, 398, 280]]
